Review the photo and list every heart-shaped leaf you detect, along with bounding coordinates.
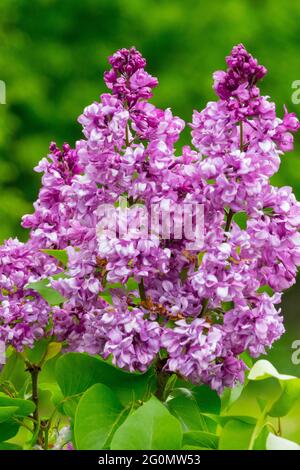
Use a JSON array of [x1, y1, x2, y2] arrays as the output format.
[[56, 353, 154, 409], [74, 383, 127, 450], [111, 396, 182, 450], [248, 360, 300, 417]]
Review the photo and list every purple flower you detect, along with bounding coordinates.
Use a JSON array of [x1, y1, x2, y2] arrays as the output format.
[[161, 319, 224, 382], [81, 308, 161, 372], [4, 45, 299, 394], [22, 143, 82, 248], [223, 293, 285, 357], [213, 43, 267, 100], [104, 47, 158, 106], [0, 239, 59, 350], [108, 47, 146, 75]]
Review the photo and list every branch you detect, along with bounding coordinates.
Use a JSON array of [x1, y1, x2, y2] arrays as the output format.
[[224, 208, 234, 232], [26, 362, 43, 447], [138, 278, 147, 302]]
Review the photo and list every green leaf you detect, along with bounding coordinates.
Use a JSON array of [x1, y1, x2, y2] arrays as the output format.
[[111, 396, 182, 450], [269, 379, 300, 417], [26, 278, 66, 306], [55, 353, 155, 409], [125, 277, 139, 291], [266, 433, 300, 450], [0, 393, 35, 417], [233, 212, 247, 229], [0, 419, 19, 441], [41, 249, 68, 266], [0, 442, 22, 450], [61, 396, 79, 417], [168, 381, 221, 433], [249, 360, 300, 417], [167, 395, 208, 431], [100, 278, 138, 304], [221, 383, 244, 411], [74, 383, 127, 450], [38, 382, 63, 408], [256, 285, 274, 296], [42, 342, 62, 365], [183, 431, 218, 449], [221, 301, 234, 312], [253, 425, 269, 450], [25, 338, 48, 364], [218, 418, 256, 450], [0, 406, 19, 423], [206, 414, 257, 427], [105, 282, 123, 290], [193, 385, 221, 415], [239, 351, 253, 368], [180, 267, 188, 282], [38, 386, 53, 418], [0, 351, 28, 391], [197, 251, 205, 265], [248, 360, 294, 381], [99, 291, 113, 305], [181, 445, 210, 450]]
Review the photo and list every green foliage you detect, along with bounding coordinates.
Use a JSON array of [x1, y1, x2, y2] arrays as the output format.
[[218, 419, 256, 450], [0, 420, 19, 442], [41, 249, 68, 266], [248, 360, 300, 417], [74, 384, 128, 450], [0, 0, 300, 449], [0, 392, 36, 448], [111, 396, 182, 450], [0, 350, 300, 450], [25, 278, 66, 306], [0, 394, 35, 417], [55, 352, 155, 410], [0, 407, 19, 423], [182, 431, 218, 449], [0, 3, 300, 438]]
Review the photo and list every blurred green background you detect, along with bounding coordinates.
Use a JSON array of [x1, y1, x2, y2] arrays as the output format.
[[0, 0, 300, 376]]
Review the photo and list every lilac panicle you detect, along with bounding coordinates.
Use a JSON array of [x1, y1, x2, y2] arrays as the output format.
[[2, 45, 300, 395]]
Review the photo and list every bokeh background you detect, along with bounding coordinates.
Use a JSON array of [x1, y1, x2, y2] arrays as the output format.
[[0, 0, 300, 400]]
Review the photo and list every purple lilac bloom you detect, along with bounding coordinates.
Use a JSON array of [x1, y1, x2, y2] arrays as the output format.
[[0, 239, 59, 350], [80, 308, 161, 372], [2, 45, 299, 394]]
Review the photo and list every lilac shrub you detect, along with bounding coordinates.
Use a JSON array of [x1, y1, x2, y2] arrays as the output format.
[[1, 45, 300, 396]]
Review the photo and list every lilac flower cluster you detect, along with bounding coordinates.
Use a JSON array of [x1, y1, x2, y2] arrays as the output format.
[[1, 45, 300, 394], [0, 239, 58, 350], [80, 307, 161, 372]]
